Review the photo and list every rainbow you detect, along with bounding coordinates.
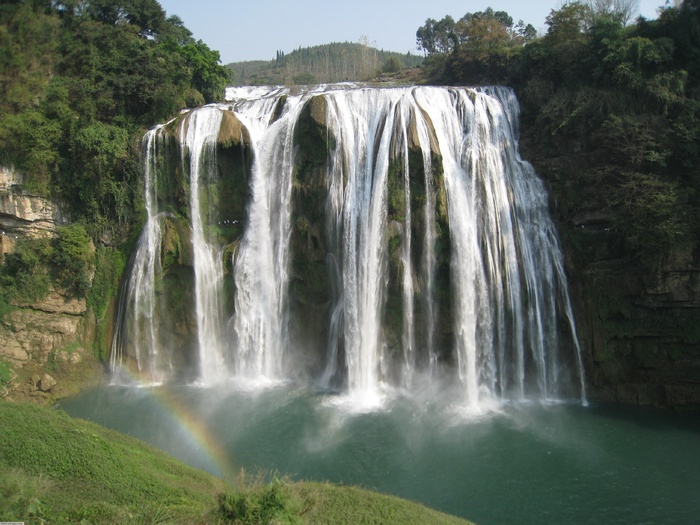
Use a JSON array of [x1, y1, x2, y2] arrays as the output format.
[[111, 365, 236, 480]]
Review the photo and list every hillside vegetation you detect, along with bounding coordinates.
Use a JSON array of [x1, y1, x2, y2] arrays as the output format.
[[0, 0, 230, 226], [417, 1, 700, 257], [227, 42, 424, 85], [0, 401, 475, 525], [0, 0, 232, 365]]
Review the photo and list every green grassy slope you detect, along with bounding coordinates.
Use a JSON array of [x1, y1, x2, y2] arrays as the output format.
[[298, 483, 472, 525], [0, 401, 475, 525], [0, 401, 224, 523]]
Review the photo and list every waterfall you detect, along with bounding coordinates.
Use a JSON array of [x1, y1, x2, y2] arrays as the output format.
[[413, 103, 439, 375], [111, 127, 168, 384], [229, 90, 307, 380], [181, 107, 227, 384], [321, 90, 394, 404], [398, 102, 416, 389], [112, 85, 586, 407]]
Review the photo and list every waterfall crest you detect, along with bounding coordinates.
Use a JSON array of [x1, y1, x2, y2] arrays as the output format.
[[112, 85, 586, 407]]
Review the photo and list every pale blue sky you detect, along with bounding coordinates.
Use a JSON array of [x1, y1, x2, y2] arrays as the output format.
[[157, 0, 668, 64]]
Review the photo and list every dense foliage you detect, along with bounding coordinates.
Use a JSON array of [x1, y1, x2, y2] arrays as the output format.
[[0, 0, 230, 235], [0, 0, 230, 330], [418, 0, 700, 256], [228, 42, 424, 86], [0, 223, 93, 302]]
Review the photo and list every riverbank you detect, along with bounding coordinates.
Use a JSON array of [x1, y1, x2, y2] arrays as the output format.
[[0, 400, 474, 524]]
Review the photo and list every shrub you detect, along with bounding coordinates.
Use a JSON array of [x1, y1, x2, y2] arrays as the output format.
[[0, 237, 53, 302], [218, 472, 302, 525], [52, 224, 94, 296]]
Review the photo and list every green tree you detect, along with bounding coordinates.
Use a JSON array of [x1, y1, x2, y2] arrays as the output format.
[[382, 56, 403, 73], [545, 1, 592, 44], [177, 39, 231, 103], [446, 8, 529, 83], [416, 16, 457, 55]]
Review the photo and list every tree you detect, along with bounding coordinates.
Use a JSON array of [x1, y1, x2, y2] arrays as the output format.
[[447, 8, 529, 83], [515, 20, 538, 42], [587, 0, 641, 25], [82, 0, 166, 37], [454, 16, 511, 59], [416, 16, 457, 55], [158, 14, 192, 45], [545, 1, 592, 43], [177, 39, 231, 103], [382, 56, 403, 73], [459, 8, 513, 31]]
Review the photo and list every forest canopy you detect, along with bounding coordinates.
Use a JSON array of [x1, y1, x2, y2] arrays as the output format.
[[0, 0, 231, 236]]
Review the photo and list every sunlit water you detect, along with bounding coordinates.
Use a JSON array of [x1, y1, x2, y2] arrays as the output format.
[[61, 384, 700, 525]]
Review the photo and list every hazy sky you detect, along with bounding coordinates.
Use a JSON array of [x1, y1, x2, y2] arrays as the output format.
[[157, 0, 668, 64]]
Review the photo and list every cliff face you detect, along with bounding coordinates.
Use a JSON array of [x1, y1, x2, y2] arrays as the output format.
[[0, 167, 103, 403], [522, 139, 700, 409], [567, 229, 700, 408], [0, 166, 69, 255]]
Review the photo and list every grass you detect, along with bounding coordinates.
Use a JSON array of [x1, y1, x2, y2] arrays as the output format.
[[0, 361, 11, 384], [0, 401, 224, 524], [297, 483, 472, 525], [0, 400, 476, 524]]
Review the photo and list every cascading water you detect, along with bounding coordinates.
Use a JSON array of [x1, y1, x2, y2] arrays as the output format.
[[112, 84, 586, 407], [322, 89, 394, 404], [397, 102, 416, 389], [111, 127, 168, 384], [181, 107, 227, 384], [229, 91, 309, 381]]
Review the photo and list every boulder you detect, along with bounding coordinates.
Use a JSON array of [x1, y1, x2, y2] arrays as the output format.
[[39, 373, 56, 392]]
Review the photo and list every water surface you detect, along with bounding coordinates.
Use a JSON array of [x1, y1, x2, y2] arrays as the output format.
[[61, 384, 700, 525]]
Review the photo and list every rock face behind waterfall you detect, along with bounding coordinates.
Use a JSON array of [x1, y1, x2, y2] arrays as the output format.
[[112, 110, 253, 383], [113, 86, 586, 407]]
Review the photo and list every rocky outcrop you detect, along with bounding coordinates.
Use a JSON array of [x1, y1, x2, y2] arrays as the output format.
[[0, 285, 100, 403], [39, 373, 56, 392], [0, 166, 70, 260], [0, 166, 101, 403], [13, 288, 87, 315], [0, 287, 87, 365], [570, 239, 700, 408]]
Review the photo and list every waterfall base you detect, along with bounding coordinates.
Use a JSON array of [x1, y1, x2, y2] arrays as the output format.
[[62, 383, 700, 525]]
